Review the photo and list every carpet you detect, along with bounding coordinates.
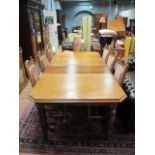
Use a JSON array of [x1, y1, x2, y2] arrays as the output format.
[[19, 106, 135, 155]]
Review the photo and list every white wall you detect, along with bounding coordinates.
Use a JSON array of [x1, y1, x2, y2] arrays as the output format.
[[41, 0, 51, 10], [119, 8, 135, 27], [41, 0, 59, 52]]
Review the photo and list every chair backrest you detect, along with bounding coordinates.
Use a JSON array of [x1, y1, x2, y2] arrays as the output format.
[[114, 62, 128, 86], [24, 58, 40, 87], [102, 45, 110, 63], [107, 52, 117, 72], [73, 37, 82, 52], [37, 51, 49, 72], [45, 45, 53, 62]]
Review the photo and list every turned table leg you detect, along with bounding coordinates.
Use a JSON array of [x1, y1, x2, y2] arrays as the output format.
[[36, 104, 48, 140], [107, 104, 117, 134]]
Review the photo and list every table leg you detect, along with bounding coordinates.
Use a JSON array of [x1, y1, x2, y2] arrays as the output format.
[[107, 104, 117, 135], [100, 37, 106, 56], [100, 37, 114, 56], [36, 104, 48, 140]]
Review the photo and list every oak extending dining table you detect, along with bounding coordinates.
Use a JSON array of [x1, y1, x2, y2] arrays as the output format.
[[30, 51, 127, 139]]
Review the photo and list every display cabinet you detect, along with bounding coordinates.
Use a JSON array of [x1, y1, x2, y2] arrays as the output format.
[[19, 0, 45, 62]]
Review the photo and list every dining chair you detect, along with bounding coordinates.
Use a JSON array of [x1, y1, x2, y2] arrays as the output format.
[[107, 52, 117, 72], [115, 63, 134, 132], [102, 45, 110, 63], [73, 37, 82, 52], [45, 45, 53, 62], [114, 62, 128, 86], [37, 51, 49, 72], [24, 57, 41, 87]]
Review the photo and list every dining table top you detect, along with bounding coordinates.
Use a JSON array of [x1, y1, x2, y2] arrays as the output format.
[[49, 51, 105, 66], [30, 51, 127, 104]]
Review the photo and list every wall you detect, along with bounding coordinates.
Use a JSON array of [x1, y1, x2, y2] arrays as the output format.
[[73, 11, 95, 28], [41, 0, 59, 11], [119, 9, 135, 27], [61, 1, 135, 33], [41, 0, 59, 52]]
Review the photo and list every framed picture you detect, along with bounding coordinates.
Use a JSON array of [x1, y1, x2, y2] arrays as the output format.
[[45, 16, 54, 24]]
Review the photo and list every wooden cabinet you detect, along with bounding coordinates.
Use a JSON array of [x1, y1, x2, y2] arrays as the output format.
[[19, 47, 27, 93], [19, 0, 45, 62]]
